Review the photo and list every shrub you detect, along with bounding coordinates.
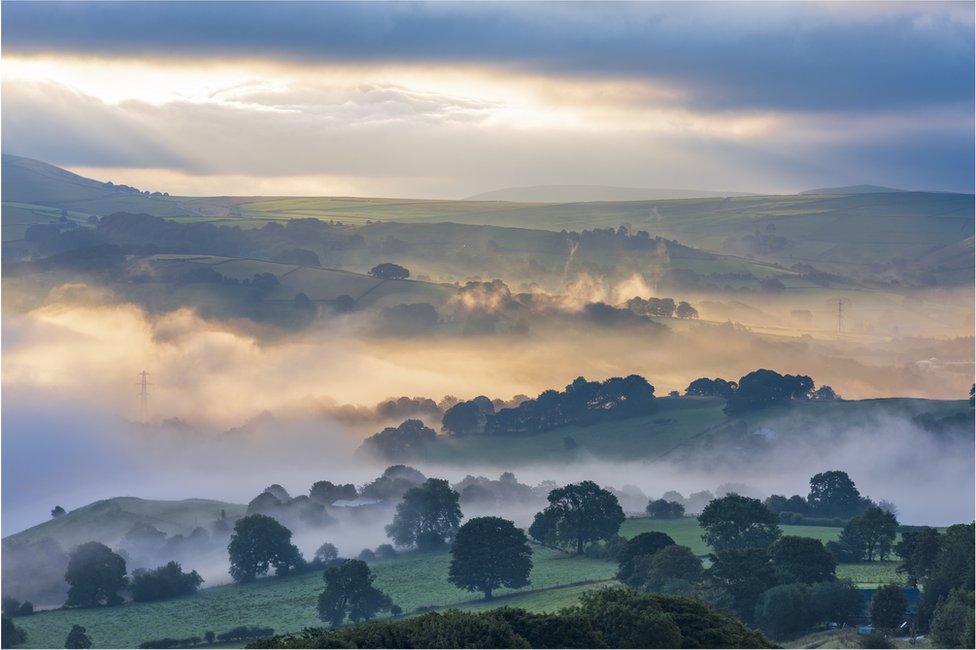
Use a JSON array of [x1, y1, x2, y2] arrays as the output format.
[[130, 562, 203, 602]]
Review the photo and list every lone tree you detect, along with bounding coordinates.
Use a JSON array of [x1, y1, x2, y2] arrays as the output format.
[[228, 514, 304, 583], [64, 542, 128, 607], [769, 536, 836, 584], [698, 494, 781, 551], [870, 584, 908, 630], [843, 506, 898, 561], [385, 478, 462, 550], [51, 506, 66, 519], [64, 624, 92, 649], [807, 470, 866, 518], [529, 481, 625, 554], [369, 263, 410, 280], [317, 560, 393, 626], [449, 517, 532, 599]]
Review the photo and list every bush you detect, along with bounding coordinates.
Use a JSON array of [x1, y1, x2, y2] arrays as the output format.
[[216, 625, 274, 642], [130, 562, 203, 602], [646, 499, 685, 519], [248, 588, 775, 649]]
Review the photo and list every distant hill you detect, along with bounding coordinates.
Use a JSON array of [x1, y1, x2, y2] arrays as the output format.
[[800, 184, 906, 195], [1, 153, 196, 217], [3, 496, 245, 550], [466, 184, 752, 202]]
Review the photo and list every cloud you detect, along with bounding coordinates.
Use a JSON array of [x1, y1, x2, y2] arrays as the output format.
[[2, 2, 972, 113]]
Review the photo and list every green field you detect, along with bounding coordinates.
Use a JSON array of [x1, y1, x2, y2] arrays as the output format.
[[620, 518, 900, 587], [423, 398, 729, 465], [4, 498, 246, 550], [10, 511, 907, 648], [12, 547, 617, 649]]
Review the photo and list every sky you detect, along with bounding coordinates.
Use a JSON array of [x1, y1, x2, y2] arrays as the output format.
[[2, 1, 973, 198]]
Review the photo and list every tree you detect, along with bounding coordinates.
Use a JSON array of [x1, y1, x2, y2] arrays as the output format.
[[314, 542, 339, 566], [227, 514, 304, 583], [707, 549, 778, 623], [309, 481, 357, 505], [754, 583, 815, 639], [646, 499, 685, 519], [809, 579, 865, 626], [930, 589, 976, 649], [685, 377, 737, 399], [449, 517, 532, 599], [203, 632, 215, 644], [698, 494, 781, 551], [129, 561, 203, 602], [770, 536, 836, 584], [895, 526, 942, 587], [807, 470, 866, 518], [442, 398, 493, 436], [2, 616, 26, 648], [625, 545, 703, 592], [530, 481, 625, 554], [615, 532, 676, 583], [317, 560, 393, 626], [51, 506, 66, 519], [360, 419, 437, 461], [368, 262, 410, 280], [64, 542, 127, 607], [675, 301, 699, 319], [725, 369, 814, 414], [64, 625, 92, 649], [385, 478, 462, 550], [845, 507, 898, 561], [916, 523, 975, 632], [870, 584, 907, 630]]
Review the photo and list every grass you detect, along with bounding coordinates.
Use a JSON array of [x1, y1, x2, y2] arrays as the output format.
[[620, 517, 900, 587], [12, 547, 616, 649], [423, 398, 729, 465], [12, 513, 906, 648]]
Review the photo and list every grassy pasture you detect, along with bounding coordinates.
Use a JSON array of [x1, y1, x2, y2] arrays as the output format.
[[422, 398, 729, 465], [12, 547, 616, 649]]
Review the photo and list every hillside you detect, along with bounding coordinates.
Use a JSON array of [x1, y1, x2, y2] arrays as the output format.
[[800, 185, 905, 195], [8, 519, 888, 649], [3, 497, 246, 550], [3, 156, 972, 286], [466, 184, 751, 202], [1, 154, 194, 218]]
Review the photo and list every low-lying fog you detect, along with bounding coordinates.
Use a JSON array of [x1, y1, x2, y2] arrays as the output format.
[[3, 284, 974, 535]]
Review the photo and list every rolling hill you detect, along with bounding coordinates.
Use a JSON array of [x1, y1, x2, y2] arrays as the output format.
[[3, 497, 246, 550], [465, 184, 752, 202], [4, 155, 972, 287]]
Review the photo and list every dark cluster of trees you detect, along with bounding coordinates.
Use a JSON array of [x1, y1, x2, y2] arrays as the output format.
[[765, 470, 891, 527], [452, 472, 548, 509], [626, 296, 699, 319], [610, 493, 868, 640], [129, 561, 203, 602], [645, 499, 685, 519], [895, 523, 974, 645], [368, 263, 410, 280], [246, 484, 336, 529], [359, 419, 437, 461], [683, 369, 838, 413], [252, 588, 774, 649], [444, 375, 656, 437]]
